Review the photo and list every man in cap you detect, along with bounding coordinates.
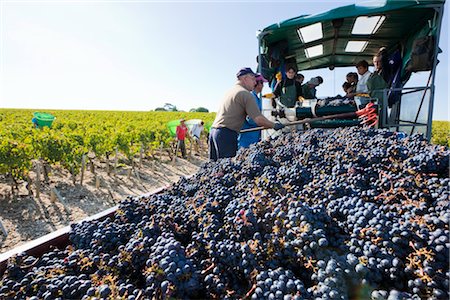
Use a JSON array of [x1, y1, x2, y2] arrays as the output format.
[[238, 73, 268, 148], [209, 67, 284, 161], [301, 76, 323, 99], [176, 118, 189, 159]]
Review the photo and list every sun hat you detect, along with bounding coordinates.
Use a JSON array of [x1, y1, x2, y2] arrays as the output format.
[[255, 73, 268, 82]]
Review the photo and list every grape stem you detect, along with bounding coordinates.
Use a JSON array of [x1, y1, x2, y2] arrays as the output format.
[[201, 262, 215, 275], [243, 283, 256, 299]]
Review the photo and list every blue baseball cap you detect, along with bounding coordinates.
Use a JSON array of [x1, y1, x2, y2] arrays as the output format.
[[236, 67, 256, 78]]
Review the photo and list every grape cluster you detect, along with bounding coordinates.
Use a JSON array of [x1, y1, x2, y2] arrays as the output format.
[[1, 127, 449, 299], [317, 98, 355, 107], [143, 233, 200, 298], [252, 268, 309, 299]]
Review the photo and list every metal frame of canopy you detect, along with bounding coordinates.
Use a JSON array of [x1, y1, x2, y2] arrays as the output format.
[[256, 0, 445, 140]]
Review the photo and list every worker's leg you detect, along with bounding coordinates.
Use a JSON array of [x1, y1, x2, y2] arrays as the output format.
[[211, 127, 238, 159], [194, 136, 200, 155], [180, 140, 186, 158]]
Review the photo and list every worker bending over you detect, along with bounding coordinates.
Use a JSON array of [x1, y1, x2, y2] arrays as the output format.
[[209, 68, 284, 161]]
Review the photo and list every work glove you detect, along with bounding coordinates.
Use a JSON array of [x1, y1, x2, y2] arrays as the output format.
[[262, 93, 275, 99], [273, 122, 285, 131]]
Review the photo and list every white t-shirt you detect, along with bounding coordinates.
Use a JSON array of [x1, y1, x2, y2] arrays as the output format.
[[191, 124, 204, 138], [356, 71, 372, 93]]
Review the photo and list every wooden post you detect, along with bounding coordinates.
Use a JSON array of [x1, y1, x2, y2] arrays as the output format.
[[0, 218, 8, 237], [50, 189, 56, 203], [114, 148, 119, 172], [95, 175, 100, 189], [150, 160, 155, 172], [159, 142, 163, 161], [127, 160, 133, 179], [26, 175, 33, 196], [89, 158, 95, 173], [50, 186, 71, 213], [97, 176, 115, 201], [42, 161, 50, 183], [35, 161, 41, 198], [71, 166, 76, 185], [107, 160, 111, 176], [80, 154, 86, 186], [139, 144, 144, 167], [106, 158, 111, 176], [134, 168, 142, 182], [172, 141, 179, 164]]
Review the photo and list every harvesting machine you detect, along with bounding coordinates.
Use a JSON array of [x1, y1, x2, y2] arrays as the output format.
[[256, 0, 445, 140]]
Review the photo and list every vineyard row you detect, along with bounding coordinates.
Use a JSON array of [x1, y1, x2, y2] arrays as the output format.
[[0, 109, 215, 192]]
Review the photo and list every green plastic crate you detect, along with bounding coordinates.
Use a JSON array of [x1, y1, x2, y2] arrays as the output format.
[[167, 119, 181, 137], [33, 112, 55, 128], [204, 121, 212, 133]]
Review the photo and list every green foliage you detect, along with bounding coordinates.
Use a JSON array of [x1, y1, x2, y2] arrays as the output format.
[[0, 109, 216, 180], [0, 109, 447, 186], [163, 103, 178, 111], [431, 121, 450, 147], [0, 136, 32, 182], [32, 127, 74, 164], [190, 107, 209, 112]]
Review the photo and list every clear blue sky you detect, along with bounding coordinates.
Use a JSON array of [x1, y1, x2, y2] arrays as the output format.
[[0, 0, 448, 120]]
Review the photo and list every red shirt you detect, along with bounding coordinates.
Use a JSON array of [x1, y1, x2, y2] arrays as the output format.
[[176, 124, 188, 140]]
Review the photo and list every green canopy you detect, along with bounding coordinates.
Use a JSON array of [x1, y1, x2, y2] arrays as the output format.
[[259, 0, 444, 77], [167, 119, 208, 137], [167, 119, 181, 137]]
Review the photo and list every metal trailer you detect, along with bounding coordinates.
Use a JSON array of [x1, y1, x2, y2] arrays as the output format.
[[0, 186, 168, 276], [0, 0, 446, 277], [256, 0, 445, 140]]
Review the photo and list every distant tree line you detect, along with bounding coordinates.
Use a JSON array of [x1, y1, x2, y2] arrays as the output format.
[[154, 103, 209, 113]]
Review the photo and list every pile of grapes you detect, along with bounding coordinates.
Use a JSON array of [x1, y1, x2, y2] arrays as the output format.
[[1, 127, 449, 299], [317, 98, 355, 107]]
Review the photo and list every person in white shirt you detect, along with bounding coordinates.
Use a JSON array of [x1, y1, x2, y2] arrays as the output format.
[[190, 120, 204, 155], [355, 60, 371, 93]]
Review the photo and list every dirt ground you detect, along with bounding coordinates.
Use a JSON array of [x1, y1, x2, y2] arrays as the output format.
[[0, 152, 207, 254]]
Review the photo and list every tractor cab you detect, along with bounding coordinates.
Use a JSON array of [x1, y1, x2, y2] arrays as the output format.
[[257, 0, 445, 140]]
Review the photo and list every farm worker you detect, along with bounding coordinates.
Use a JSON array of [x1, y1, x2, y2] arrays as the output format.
[[209, 67, 284, 161], [373, 47, 392, 85], [295, 72, 305, 85], [355, 60, 372, 94], [342, 82, 353, 95], [176, 119, 189, 159], [31, 117, 38, 128], [351, 59, 387, 102], [190, 120, 204, 155], [238, 73, 268, 149], [301, 76, 323, 99], [344, 72, 358, 98], [273, 65, 303, 107]]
